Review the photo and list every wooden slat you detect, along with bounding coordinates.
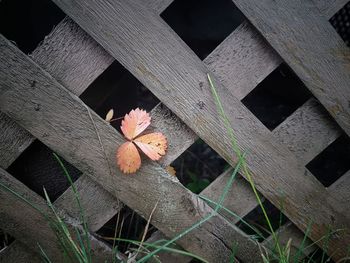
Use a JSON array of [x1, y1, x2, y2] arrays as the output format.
[[204, 21, 282, 101], [230, 0, 350, 137], [0, 113, 35, 169], [5, 0, 348, 260], [273, 98, 342, 165], [0, 35, 261, 262], [314, 0, 349, 18], [0, 241, 41, 263], [263, 169, 350, 256], [147, 10, 343, 257], [200, 99, 343, 250], [147, 0, 173, 14], [329, 170, 350, 214], [0, 168, 113, 262], [0, 15, 195, 259], [0, 18, 118, 233], [48, 0, 350, 260]]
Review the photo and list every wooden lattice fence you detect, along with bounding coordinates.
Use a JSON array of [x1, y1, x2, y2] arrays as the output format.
[[0, 0, 350, 262]]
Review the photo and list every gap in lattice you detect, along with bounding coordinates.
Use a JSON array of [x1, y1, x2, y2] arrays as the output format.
[[170, 139, 229, 194], [161, 0, 245, 60], [96, 205, 157, 253], [7, 140, 81, 201], [0, 229, 15, 252], [329, 1, 350, 47], [236, 199, 289, 243], [242, 63, 312, 130], [0, 0, 65, 53], [306, 133, 350, 187], [80, 60, 160, 134]]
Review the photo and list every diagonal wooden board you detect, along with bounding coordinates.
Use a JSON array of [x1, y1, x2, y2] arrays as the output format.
[[0, 168, 114, 262], [0, 35, 261, 262], [48, 0, 350, 260], [230, 0, 350, 137], [0, 0, 347, 260], [0, 17, 335, 261]]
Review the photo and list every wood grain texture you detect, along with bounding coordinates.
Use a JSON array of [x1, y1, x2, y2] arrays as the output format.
[[48, 0, 350, 259], [314, 0, 349, 18], [273, 98, 342, 165], [0, 1, 344, 260], [0, 112, 34, 169], [0, 35, 261, 263], [262, 169, 350, 256], [0, 14, 196, 259], [0, 18, 119, 234], [0, 168, 113, 262], [204, 21, 282, 100], [30, 17, 114, 96], [230, 0, 350, 137], [147, 0, 173, 14], [0, 241, 41, 263], [0, 17, 113, 168]]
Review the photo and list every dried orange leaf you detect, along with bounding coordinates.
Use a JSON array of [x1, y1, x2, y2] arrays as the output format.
[[166, 166, 176, 176], [116, 141, 141, 174], [134, 132, 167, 161], [105, 109, 114, 122], [121, 108, 151, 140]]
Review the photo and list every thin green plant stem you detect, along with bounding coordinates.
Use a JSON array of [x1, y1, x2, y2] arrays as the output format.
[[111, 238, 209, 263], [215, 152, 244, 212], [112, 210, 121, 262], [294, 220, 313, 263], [320, 227, 332, 263], [43, 188, 85, 262], [198, 195, 265, 241], [207, 73, 283, 259], [137, 155, 245, 262], [0, 182, 46, 216], [52, 153, 92, 262], [38, 243, 53, 263]]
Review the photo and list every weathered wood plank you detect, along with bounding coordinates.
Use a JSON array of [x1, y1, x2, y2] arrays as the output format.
[[0, 18, 119, 234], [204, 21, 282, 100], [0, 1, 344, 260], [0, 241, 41, 263], [314, 0, 349, 18], [263, 169, 350, 256], [147, 0, 173, 14], [0, 14, 196, 259], [329, 170, 350, 214], [0, 168, 113, 262], [0, 35, 261, 262], [30, 17, 114, 96], [48, 0, 350, 259], [200, 99, 343, 251], [230, 0, 350, 137], [0, 113, 34, 169], [0, 16, 196, 235], [273, 98, 342, 165], [149, 10, 344, 258]]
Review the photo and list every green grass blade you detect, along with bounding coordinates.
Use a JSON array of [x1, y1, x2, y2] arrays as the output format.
[[113, 238, 209, 263], [137, 155, 244, 262], [38, 243, 53, 263], [208, 73, 283, 259], [52, 153, 92, 262]]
